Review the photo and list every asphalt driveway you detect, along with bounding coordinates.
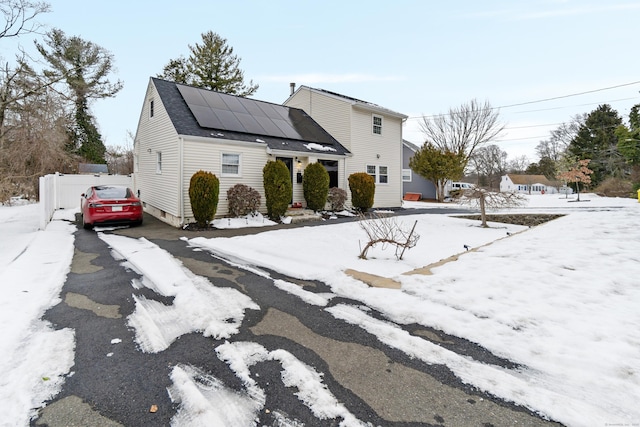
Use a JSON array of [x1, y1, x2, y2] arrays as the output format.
[[32, 211, 563, 427]]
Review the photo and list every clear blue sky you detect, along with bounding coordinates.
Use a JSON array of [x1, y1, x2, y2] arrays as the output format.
[[5, 0, 639, 161]]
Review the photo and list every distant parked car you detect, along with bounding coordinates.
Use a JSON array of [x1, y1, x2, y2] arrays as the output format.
[[80, 186, 143, 229]]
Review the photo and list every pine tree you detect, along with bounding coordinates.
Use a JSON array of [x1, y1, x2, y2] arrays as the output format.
[[158, 31, 258, 97], [567, 104, 623, 185], [35, 29, 122, 163]]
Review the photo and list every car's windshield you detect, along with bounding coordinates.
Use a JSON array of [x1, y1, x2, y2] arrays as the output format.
[[95, 186, 130, 199]]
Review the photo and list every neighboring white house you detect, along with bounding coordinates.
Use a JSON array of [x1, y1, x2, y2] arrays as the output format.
[[133, 78, 351, 227], [500, 174, 561, 194], [284, 85, 408, 208]]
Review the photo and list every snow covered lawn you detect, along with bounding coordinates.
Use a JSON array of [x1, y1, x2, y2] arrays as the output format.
[[1, 194, 639, 426]]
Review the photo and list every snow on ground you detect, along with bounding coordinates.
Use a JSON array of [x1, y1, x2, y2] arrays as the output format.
[[189, 194, 640, 427], [0, 204, 76, 426], [2, 194, 639, 426], [98, 234, 260, 353]]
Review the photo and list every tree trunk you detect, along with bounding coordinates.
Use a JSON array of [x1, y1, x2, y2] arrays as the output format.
[[479, 193, 488, 227]]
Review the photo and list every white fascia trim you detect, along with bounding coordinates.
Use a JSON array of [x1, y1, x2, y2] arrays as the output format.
[[179, 134, 268, 148]]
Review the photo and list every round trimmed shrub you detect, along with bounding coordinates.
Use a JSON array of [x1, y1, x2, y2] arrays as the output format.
[[348, 172, 375, 212], [189, 170, 219, 227], [327, 187, 347, 211], [303, 162, 330, 211], [263, 160, 292, 220], [227, 183, 261, 217]]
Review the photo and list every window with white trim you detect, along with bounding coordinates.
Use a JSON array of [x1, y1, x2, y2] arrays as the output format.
[[402, 168, 412, 182], [379, 166, 388, 183], [156, 152, 162, 174], [366, 164, 376, 181], [221, 153, 240, 176], [366, 165, 389, 184], [372, 115, 382, 135], [149, 99, 155, 118]]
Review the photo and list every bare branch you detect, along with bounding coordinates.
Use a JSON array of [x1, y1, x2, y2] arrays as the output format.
[[456, 188, 526, 228], [0, 0, 50, 40], [358, 213, 420, 260], [420, 99, 505, 163]]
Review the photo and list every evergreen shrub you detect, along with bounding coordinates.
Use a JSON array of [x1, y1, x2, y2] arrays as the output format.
[[302, 162, 330, 211], [227, 183, 261, 217], [188, 170, 219, 227], [263, 160, 292, 220], [348, 172, 375, 212]]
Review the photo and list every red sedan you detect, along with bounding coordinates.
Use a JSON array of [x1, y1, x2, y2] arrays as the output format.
[[81, 186, 143, 229]]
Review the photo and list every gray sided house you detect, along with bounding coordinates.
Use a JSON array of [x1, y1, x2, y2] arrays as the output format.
[[402, 140, 436, 200], [284, 85, 407, 208], [133, 78, 350, 227]]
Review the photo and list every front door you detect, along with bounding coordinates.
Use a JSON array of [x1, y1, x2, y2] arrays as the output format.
[[276, 156, 293, 203]]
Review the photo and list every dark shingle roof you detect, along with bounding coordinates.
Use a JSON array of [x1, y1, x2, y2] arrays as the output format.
[[152, 78, 350, 156]]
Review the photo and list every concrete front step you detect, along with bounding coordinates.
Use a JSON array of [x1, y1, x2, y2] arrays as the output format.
[[286, 208, 322, 224]]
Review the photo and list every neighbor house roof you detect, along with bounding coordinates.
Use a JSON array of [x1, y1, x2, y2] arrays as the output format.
[[151, 78, 351, 157], [403, 139, 420, 152], [507, 174, 553, 186]]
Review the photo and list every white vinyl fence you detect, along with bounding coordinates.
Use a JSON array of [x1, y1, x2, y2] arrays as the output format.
[[39, 173, 133, 229]]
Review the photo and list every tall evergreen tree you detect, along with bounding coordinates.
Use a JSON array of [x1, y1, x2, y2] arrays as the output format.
[[158, 31, 258, 97], [567, 104, 623, 186], [35, 28, 123, 163]]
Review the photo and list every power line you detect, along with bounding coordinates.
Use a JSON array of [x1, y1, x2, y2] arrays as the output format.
[[406, 80, 640, 120], [499, 80, 640, 109]]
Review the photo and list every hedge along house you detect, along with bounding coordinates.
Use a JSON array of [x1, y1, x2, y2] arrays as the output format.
[[284, 85, 408, 209], [133, 78, 351, 227]]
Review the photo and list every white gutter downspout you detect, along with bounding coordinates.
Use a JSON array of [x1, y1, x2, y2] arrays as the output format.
[[179, 136, 184, 226]]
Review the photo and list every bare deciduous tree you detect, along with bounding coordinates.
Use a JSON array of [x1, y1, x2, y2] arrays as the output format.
[[358, 212, 419, 260], [508, 155, 530, 174], [0, 81, 75, 201], [419, 99, 505, 165], [456, 188, 526, 228], [469, 144, 508, 189], [0, 0, 49, 40]]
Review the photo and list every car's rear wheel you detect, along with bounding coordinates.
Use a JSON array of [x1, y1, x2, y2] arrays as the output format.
[[82, 214, 93, 230]]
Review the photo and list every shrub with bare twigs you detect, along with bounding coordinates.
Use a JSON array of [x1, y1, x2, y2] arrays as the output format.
[[358, 212, 419, 260]]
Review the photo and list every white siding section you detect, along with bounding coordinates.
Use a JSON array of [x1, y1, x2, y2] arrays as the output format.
[[133, 80, 181, 222], [182, 139, 269, 220], [347, 108, 403, 207], [286, 87, 404, 208], [286, 90, 352, 150]]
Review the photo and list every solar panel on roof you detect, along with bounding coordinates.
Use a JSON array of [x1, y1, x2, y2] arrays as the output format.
[[254, 115, 285, 137], [221, 95, 249, 114], [175, 83, 332, 144], [237, 97, 266, 117], [272, 118, 301, 140], [190, 105, 224, 129], [200, 91, 228, 110], [178, 86, 208, 106], [235, 113, 267, 135], [256, 102, 282, 120], [212, 108, 245, 133]]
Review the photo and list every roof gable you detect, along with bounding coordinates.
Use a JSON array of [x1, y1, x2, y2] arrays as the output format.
[[292, 85, 408, 120], [151, 78, 350, 156]]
